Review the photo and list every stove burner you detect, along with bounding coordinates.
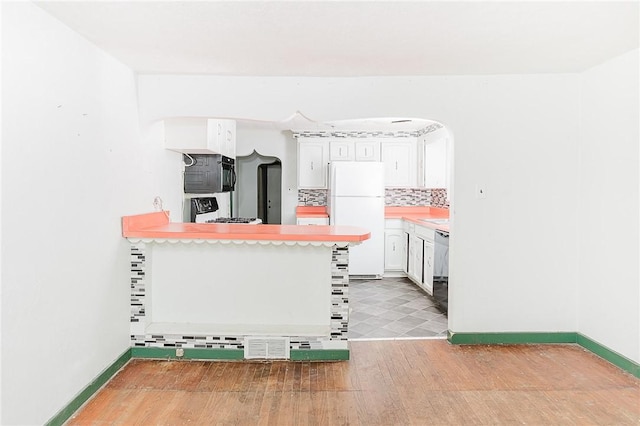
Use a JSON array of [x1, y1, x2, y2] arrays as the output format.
[[206, 217, 260, 224]]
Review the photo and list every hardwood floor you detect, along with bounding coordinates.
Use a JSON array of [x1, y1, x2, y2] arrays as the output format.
[[67, 340, 640, 425]]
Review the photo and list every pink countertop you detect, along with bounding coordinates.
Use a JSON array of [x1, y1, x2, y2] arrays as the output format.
[[385, 206, 450, 232], [122, 212, 370, 242], [296, 206, 329, 218], [295, 205, 450, 232]]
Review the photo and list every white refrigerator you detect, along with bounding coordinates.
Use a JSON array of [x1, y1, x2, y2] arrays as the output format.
[[328, 161, 385, 278]]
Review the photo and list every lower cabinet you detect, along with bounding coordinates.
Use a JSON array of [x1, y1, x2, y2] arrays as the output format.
[[408, 234, 423, 284], [405, 223, 435, 295], [384, 229, 405, 271], [384, 219, 406, 273], [296, 217, 329, 225], [423, 239, 434, 295]]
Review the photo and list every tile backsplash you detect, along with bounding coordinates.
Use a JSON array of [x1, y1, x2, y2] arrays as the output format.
[[298, 188, 448, 208]]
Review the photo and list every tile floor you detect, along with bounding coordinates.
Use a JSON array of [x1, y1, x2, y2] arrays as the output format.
[[348, 276, 448, 340]]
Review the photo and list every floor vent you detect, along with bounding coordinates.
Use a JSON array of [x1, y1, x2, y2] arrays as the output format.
[[244, 337, 290, 359]]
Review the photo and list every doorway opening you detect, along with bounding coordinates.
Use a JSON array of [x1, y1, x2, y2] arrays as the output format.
[[235, 151, 282, 224], [257, 160, 282, 224]]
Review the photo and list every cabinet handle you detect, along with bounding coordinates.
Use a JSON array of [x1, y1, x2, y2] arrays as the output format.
[[395, 161, 398, 170], [365, 147, 368, 156], [339, 147, 342, 156], [311, 161, 314, 170], [392, 243, 396, 251]]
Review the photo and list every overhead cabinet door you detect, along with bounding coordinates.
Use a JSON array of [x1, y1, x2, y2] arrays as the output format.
[[298, 141, 329, 188], [382, 141, 416, 187]]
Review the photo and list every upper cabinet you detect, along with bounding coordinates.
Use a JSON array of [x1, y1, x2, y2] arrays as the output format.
[[355, 140, 381, 161], [381, 140, 417, 187], [165, 118, 236, 158], [298, 139, 329, 188], [418, 135, 448, 189], [329, 140, 381, 162], [329, 140, 355, 161]]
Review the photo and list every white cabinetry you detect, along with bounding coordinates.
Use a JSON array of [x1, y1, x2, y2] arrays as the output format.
[[165, 118, 236, 158], [408, 234, 423, 283], [329, 140, 355, 161], [418, 136, 448, 189], [298, 140, 329, 188], [405, 222, 436, 295], [296, 217, 329, 225], [384, 219, 406, 272], [382, 140, 417, 187], [330, 140, 381, 162], [355, 141, 381, 161]]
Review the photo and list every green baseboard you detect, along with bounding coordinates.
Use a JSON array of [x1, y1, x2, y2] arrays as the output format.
[[576, 334, 640, 378], [290, 349, 350, 361], [131, 347, 244, 360], [45, 348, 131, 426], [448, 330, 640, 379], [447, 331, 577, 345]]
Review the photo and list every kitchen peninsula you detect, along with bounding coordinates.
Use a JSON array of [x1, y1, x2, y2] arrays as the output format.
[[122, 212, 370, 361]]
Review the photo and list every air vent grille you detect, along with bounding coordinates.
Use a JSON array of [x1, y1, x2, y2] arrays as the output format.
[[244, 337, 290, 359]]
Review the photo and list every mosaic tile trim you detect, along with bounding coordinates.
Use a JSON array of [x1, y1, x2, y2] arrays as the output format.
[[298, 188, 327, 206], [298, 188, 448, 208], [292, 123, 442, 139], [430, 188, 450, 208], [129, 243, 349, 352], [130, 245, 146, 324]]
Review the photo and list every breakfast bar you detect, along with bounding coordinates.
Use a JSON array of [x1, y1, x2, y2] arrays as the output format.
[[122, 212, 370, 361]]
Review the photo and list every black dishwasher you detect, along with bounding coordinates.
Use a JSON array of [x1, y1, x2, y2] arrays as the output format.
[[433, 230, 449, 313]]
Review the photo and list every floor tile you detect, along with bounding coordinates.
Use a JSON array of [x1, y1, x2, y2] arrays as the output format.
[[349, 276, 447, 340]]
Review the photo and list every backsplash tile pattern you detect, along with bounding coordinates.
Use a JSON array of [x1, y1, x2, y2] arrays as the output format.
[[292, 123, 443, 139], [298, 188, 328, 206], [129, 243, 349, 353], [430, 188, 450, 208], [298, 188, 448, 208]]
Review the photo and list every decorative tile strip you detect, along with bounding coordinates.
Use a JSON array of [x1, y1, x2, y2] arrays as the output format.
[[298, 188, 327, 206], [292, 123, 443, 139], [130, 244, 146, 324]]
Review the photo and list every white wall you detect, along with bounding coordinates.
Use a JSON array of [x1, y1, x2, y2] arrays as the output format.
[[578, 49, 640, 363], [1, 3, 180, 424], [138, 72, 582, 336]]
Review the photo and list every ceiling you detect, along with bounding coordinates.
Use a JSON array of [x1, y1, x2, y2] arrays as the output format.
[[36, 1, 639, 77]]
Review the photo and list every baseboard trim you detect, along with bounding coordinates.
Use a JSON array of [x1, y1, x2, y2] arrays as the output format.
[[45, 348, 132, 426], [290, 349, 350, 361], [448, 331, 640, 379], [131, 347, 244, 360], [576, 333, 640, 379]]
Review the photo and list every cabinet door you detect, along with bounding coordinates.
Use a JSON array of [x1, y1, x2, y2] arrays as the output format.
[[382, 141, 416, 187], [408, 234, 423, 283], [423, 138, 447, 188], [223, 120, 236, 158], [298, 141, 328, 188], [384, 229, 405, 271], [423, 241, 434, 295], [329, 141, 355, 161], [355, 141, 381, 161]]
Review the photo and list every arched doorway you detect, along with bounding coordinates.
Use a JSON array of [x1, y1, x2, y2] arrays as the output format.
[[235, 150, 282, 224]]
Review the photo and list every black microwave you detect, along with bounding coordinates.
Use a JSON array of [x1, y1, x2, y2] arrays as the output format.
[[183, 153, 236, 193]]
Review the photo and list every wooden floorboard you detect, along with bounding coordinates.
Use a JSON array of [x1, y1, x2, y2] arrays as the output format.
[[67, 340, 640, 425]]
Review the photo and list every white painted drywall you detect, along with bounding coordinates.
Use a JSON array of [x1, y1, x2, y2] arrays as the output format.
[[578, 49, 640, 363], [1, 3, 180, 424], [137, 72, 582, 336]]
